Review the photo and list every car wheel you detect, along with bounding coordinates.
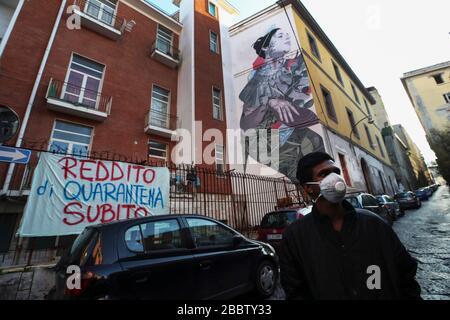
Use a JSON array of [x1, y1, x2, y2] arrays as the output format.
[[255, 260, 277, 298]]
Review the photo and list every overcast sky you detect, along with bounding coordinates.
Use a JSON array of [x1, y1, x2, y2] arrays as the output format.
[[152, 0, 450, 163]]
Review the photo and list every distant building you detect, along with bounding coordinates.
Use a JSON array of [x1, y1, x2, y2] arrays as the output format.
[[401, 61, 450, 138], [382, 126, 418, 191], [428, 164, 446, 185], [367, 85, 434, 191], [393, 125, 433, 189], [367, 87, 391, 129]]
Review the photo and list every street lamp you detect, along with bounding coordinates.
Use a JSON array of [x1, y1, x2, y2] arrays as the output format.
[[349, 115, 375, 154]]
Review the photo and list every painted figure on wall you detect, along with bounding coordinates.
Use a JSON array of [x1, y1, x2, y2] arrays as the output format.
[[239, 27, 325, 181]]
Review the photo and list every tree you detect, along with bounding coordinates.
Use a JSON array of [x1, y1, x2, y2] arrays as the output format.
[[428, 128, 450, 184]]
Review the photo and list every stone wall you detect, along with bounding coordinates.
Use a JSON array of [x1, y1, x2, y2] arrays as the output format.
[[0, 265, 55, 300]]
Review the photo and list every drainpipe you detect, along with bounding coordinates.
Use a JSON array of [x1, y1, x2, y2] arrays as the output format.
[[0, 0, 25, 59], [1, 0, 67, 195]]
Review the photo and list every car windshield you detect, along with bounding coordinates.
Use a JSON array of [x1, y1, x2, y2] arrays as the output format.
[[376, 196, 384, 203], [261, 211, 297, 228], [396, 193, 411, 199]]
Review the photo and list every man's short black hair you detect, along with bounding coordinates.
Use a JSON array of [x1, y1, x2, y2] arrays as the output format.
[[296, 152, 335, 185]]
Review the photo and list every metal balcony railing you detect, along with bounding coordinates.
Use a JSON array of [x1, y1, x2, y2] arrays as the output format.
[[46, 78, 112, 115], [73, 0, 126, 32], [151, 38, 181, 62], [146, 108, 178, 131]]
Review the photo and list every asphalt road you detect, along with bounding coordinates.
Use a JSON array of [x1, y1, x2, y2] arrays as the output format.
[[393, 185, 450, 300]]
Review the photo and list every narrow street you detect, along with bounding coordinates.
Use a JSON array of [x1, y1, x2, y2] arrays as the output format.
[[267, 185, 450, 300], [393, 185, 450, 300]]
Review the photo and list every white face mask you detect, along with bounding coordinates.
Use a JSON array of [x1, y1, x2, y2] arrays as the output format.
[[306, 172, 347, 204]]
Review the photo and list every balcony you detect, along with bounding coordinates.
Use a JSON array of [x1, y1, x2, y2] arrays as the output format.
[[46, 78, 112, 122], [150, 39, 181, 69], [145, 109, 178, 138], [72, 0, 126, 41]]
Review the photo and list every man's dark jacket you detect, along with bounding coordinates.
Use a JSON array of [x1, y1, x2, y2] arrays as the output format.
[[279, 201, 422, 300]]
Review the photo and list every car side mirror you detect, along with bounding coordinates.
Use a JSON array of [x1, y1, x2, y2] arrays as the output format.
[[232, 235, 244, 247]]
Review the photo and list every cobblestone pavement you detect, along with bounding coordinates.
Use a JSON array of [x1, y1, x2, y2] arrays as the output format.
[[267, 185, 450, 300], [393, 185, 450, 300]]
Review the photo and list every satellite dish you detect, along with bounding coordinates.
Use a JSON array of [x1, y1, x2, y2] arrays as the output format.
[[0, 105, 20, 143]]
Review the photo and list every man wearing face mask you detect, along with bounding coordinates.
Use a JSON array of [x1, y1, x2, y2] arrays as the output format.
[[279, 152, 421, 300]]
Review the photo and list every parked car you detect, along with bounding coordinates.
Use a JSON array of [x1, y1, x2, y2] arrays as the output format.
[[414, 188, 430, 201], [51, 215, 279, 300], [376, 195, 403, 220], [257, 206, 312, 250], [424, 186, 433, 197], [345, 193, 393, 226], [430, 184, 440, 192], [394, 192, 422, 210]]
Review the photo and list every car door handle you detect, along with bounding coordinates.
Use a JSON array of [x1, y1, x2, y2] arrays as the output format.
[[133, 272, 151, 284], [199, 260, 212, 271], [135, 276, 149, 284]]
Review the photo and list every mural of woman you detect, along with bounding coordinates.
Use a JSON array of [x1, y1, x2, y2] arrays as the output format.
[[239, 27, 325, 181]]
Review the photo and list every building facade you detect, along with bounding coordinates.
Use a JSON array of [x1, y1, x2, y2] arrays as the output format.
[[225, 0, 398, 196], [368, 86, 422, 191], [382, 126, 417, 191], [401, 61, 450, 140], [0, 0, 242, 265], [368, 87, 391, 129], [393, 124, 433, 189]]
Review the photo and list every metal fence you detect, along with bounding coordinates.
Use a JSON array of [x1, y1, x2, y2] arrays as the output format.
[[1, 147, 308, 267]]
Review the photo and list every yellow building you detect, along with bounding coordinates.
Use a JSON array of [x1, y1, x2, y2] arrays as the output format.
[[290, 2, 390, 166], [227, 0, 399, 195], [401, 61, 450, 137]]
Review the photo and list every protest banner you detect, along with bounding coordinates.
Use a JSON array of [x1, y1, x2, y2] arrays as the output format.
[[18, 153, 170, 236]]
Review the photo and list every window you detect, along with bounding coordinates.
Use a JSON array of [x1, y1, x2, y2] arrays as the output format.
[[151, 85, 170, 129], [125, 225, 144, 252], [346, 108, 359, 139], [321, 86, 337, 122], [208, 1, 216, 17], [210, 31, 218, 53], [307, 32, 321, 61], [149, 140, 168, 160], [215, 144, 224, 174], [141, 220, 184, 251], [376, 136, 385, 157], [212, 87, 222, 120], [49, 121, 92, 157], [444, 93, 450, 103], [364, 124, 374, 149], [156, 24, 174, 56], [261, 211, 297, 228], [347, 197, 361, 209], [0, 214, 17, 254], [364, 99, 371, 117], [351, 84, 360, 104], [432, 73, 444, 85], [376, 196, 385, 204], [63, 54, 105, 109], [338, 153, 352, 187], [362, 195, 378, 207], [85, 0, 117, 26], [186, 218, 235, 248], [333, 61, 344, 86]]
